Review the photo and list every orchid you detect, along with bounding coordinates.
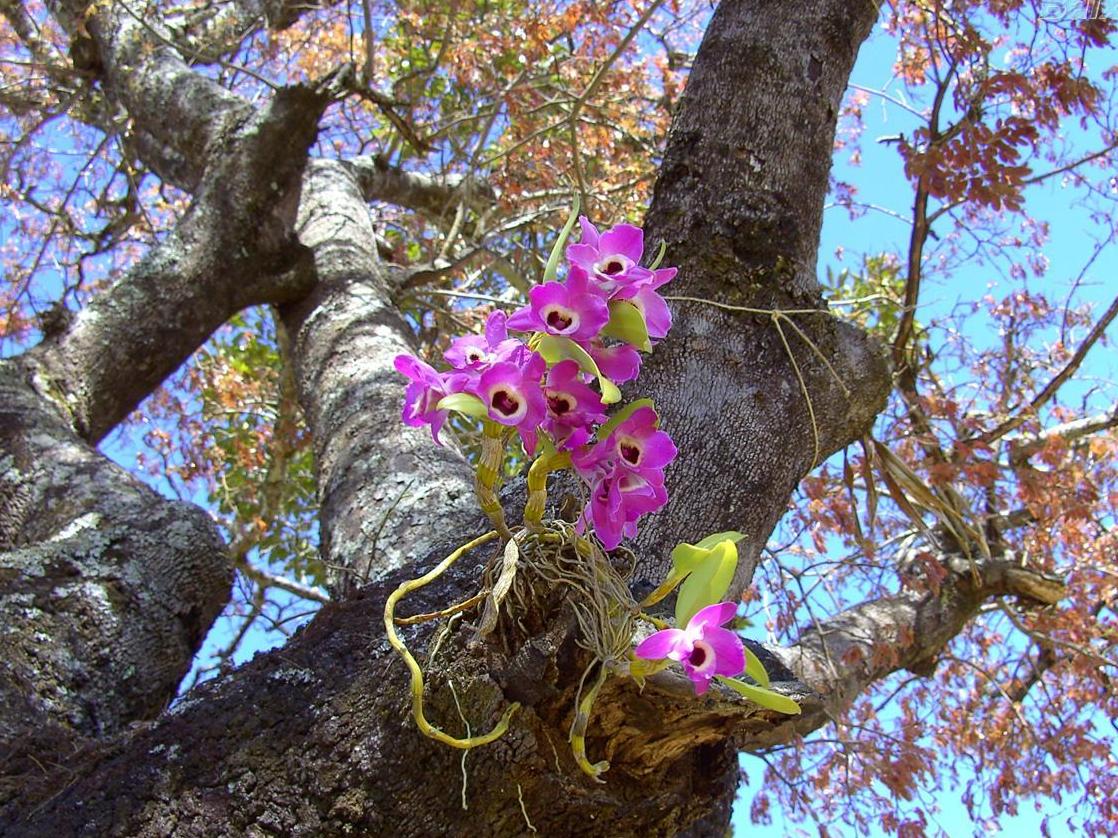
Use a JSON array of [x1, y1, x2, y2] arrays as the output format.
[[586, 342, 642, 384], [568, 217, 657, 297], [470, 354, 547, 454], [506, 267, 609, 343], [633, 602, 746, 695], [542, 360, 607, 450], [628, 283, 673, 340], [444, 310, 527, 372], [572, 405, 676, 549], [394, 355, 463, 445], [396, 213, 679, 552], [581, 467, 669, 550]]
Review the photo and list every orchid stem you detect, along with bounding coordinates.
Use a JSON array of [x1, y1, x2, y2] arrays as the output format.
[[476, 421, 512, 539], [524, 450, 572, 529], [570, 663, 610, 782]]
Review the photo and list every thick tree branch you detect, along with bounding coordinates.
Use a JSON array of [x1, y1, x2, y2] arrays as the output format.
[[0, 362, 230, 772], [281, 160, 478, 596], [24, 80, 337, 443], [767, 553, 1066, 740], [47, 0, 252, 189], [635, 0, 889, 593], [0, 536, 759, 835]]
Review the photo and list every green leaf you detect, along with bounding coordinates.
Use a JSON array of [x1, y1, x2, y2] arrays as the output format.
[[542, 195, 581, 284], [602, 300, 652, 352], [674, 539, 739, 626], [647, 240, 668, 271], [595, 398, 655, 441], [744, 646, 770, 687], [536, 335, 621, 404], [670, 541, 712, 575], [716, 677, 800, 714], [694, 531, 746, 551], [436, 392, 489, 419]]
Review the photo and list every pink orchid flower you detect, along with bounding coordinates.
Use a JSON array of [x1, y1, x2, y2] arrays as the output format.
[[633, 602, 746, 694]]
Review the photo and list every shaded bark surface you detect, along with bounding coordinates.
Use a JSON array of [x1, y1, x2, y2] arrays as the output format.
[[3, 531, 748, 837], [0, 361, 229, 770]]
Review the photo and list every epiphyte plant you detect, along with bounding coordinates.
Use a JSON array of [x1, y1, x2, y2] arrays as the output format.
[[387, 202, 799, 781]]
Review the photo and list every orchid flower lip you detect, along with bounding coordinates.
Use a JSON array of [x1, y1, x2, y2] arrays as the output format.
[[490, 387, 525, 421], [542, 304, 579, 334], [632, 601, 745, 694]]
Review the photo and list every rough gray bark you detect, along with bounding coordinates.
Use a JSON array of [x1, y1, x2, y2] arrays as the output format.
[[0, 361, 229, 780], [633, 0, 889, 595], [0, 0, 1068, 835]]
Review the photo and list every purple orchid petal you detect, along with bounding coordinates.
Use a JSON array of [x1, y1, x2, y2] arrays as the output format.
[[485, 310, 509, 345], [578, 216, 600, 249], [445, 311, 528, 371], [698, 625, 746, 678], [599, 224, 644, 262], [395, 354, 453, 445], [612, 406, 678, 472], [566, 242, 600, 274], [544, 360, 608, 450], [473, 356, 547, 431], [506, 280, 609, 342], [589, 479, 624, 550], [649, 265, 677, 290], [505, 305, 537, 332], [689, 602, 739, 630], [690, 675, 712, 695], [614, 471, 667, 520], [444, 334, 489, 369], [588, 343, 642, 383], [634, 628, 688, 661], [632, 287, 673, 340]]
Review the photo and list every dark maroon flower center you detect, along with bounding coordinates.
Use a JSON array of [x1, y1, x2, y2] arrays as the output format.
[[600, 257, 625, 275], [546, 308, 574, 331], [547, 393, 574, 416], [466, 350, 483, 363], [620, 441, 641, 465], [688, 645, 707, 668], [491, 389, 521, 417]]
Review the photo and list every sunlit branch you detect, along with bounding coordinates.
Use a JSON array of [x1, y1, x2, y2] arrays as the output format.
[[978, 293, 1118, 445], [1007, 404, 1118, 465], [235, 557, 330, 604]]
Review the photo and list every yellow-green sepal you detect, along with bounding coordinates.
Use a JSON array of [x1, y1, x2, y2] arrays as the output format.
[[436, 392, 489, 419], [536, 334, 621, 404], [744, 646, 770, 687], [602, 300, 652, 352], [627, 655, 669, 690], [639, 530, 744, 610], [716, 676, 800, 714]]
